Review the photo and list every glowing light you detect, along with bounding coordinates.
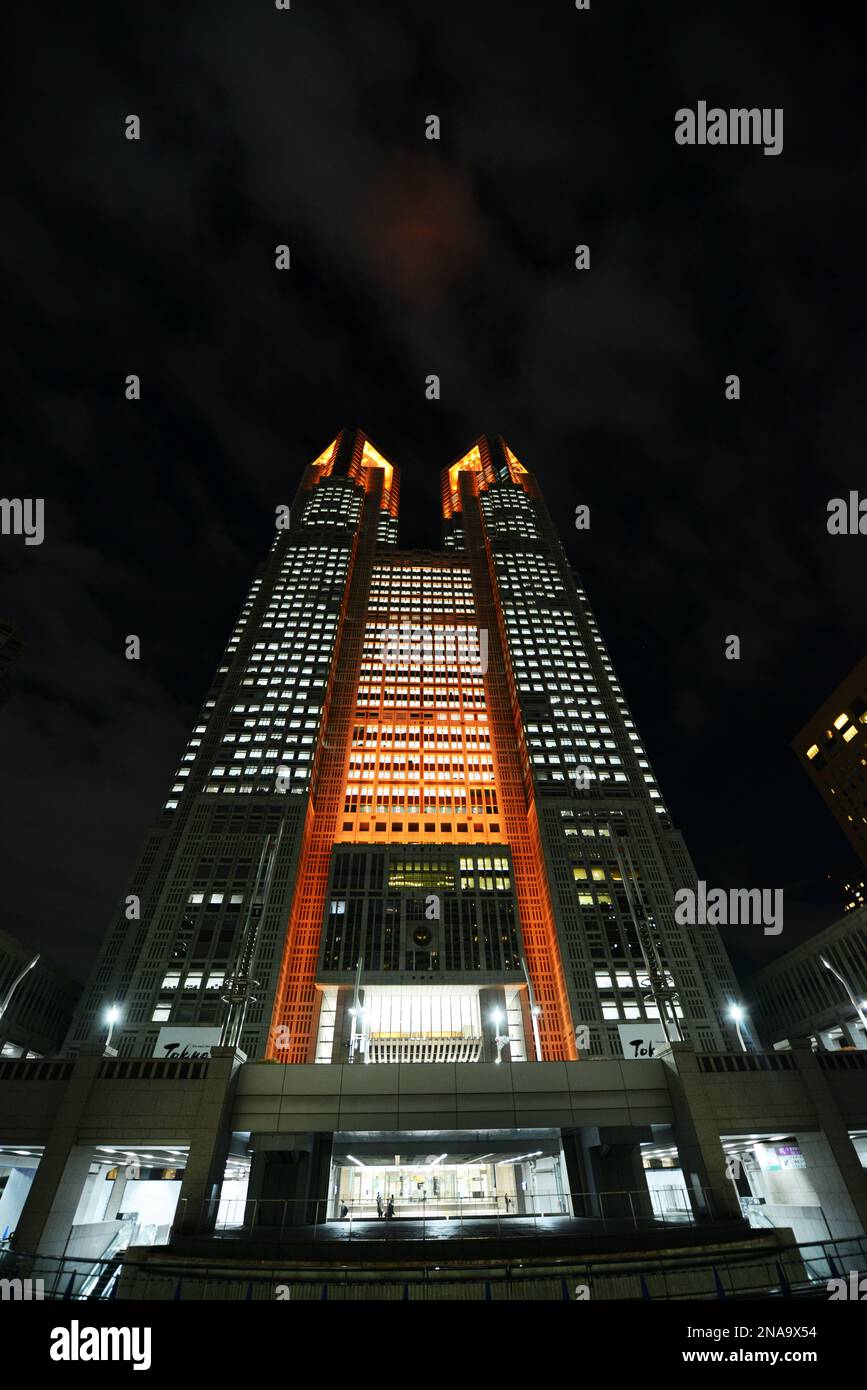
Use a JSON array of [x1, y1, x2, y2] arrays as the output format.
[[309, 437, 338, 471]]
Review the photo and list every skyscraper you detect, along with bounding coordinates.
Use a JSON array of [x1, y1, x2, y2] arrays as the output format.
[[67, 432, 740, 1062], [792, 653, 867, 867]]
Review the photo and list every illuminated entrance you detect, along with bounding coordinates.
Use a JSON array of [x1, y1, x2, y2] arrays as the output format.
[[328, 1130, 571, 1220]]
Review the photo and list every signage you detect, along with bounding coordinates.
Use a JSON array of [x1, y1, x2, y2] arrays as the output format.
[[617, 1023, 669, 1059], [154, 1027, 222, 1060], [776, 1144, 806, 1169]]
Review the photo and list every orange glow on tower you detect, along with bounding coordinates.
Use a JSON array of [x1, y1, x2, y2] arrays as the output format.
[[267, 433, 576, 1062], [334, 553, 505, 848], [308, 437, 340, 474]]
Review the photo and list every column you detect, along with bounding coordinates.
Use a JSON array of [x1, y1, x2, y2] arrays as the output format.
[[657, 1041, 745, 1222], [12, 1051, 104, 1258], [172, 1045, 246, 1237], [789, 1040, 867, 1234]]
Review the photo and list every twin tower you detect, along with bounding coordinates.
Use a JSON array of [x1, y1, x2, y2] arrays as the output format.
[[67, 431, 740, 1065]]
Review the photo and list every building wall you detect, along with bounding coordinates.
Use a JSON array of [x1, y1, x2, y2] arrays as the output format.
[[791, 653, 867, 866], [0, 931, 79, 1058], [746, 907, 867, 1048], [444, 439, 740, 1055]]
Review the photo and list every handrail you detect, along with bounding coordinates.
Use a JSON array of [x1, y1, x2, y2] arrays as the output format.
[[73, 1220, 136, 1300], [3, 1232, 865, 1302], [185, 1182, 728, 1239]]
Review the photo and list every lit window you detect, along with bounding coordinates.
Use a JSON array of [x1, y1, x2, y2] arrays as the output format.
[[834, 713, 849, 730], [806, 744, 819, 759], [843, 725, 857, 743]]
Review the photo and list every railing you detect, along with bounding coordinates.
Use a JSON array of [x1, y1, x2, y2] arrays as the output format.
[[3, 1233, 865, 1302], [55, 1220, 134, 1301], [697, 1052, 796, 1074], [0, 1058, 73, 1082], [97, 1057, 209, 1081], [817, 1052, 867, 1071], [171, 1184, 737, 1243]]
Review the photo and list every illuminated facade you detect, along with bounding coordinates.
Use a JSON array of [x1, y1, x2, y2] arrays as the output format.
[[792, 654, 867, 868], [67, 431, 740, 1061]]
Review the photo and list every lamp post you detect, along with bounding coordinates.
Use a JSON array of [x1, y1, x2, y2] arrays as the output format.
[[820, 955, 867, 1039], [490, 1008, 510, 1064], [728, 1004, 748, 1053], [519, 959, 543, 1060], [348, 958, 368, 1063], [0, 954, 39, 1032]]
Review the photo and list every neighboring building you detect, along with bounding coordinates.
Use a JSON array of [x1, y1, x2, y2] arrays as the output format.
[[0, 930, 80, 1058], [843, 878, 866, 914], [67, 432, 741, 1062], [792, 654, 867, 867], [0, 619, 23, 705], [745, 907, 867, 1051]]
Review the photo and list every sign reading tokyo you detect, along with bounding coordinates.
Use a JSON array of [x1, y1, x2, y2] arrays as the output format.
[[154, 1027, 222, 1059], [617, 1023, 669, 1060]]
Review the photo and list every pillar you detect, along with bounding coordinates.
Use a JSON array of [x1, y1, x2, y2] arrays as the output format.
[[172, 1045, 246, 1237], [246, 1132, 333, 1227], [788, 1040, 867, 1234], [103, 1169, 129, 1221], [581, 1125, 650, 1219], [559, 1128, 591, 1216], [12, 1051, 104, 1257], [658, 1041, 748, 1223]]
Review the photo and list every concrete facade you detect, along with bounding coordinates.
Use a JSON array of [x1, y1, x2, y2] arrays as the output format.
[[0, 1042, 865, 1260]]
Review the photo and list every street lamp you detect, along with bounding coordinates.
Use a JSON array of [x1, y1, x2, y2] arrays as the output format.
[[0, 955, 39, 1033], [490, 1009, 510, 1064], [819, 955, 867, 1038], [728, 1004, 748, 1053], [519, 959, 544, 1060], [104, 1006, 121, 1054]]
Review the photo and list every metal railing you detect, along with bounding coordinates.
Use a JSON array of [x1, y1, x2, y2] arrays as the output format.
[[3, 1233, 864, 1302], [171, 1184, 735, 1243]]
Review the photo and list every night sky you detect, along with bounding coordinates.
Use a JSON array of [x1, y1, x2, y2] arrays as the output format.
[[3, 2, 864, 988]]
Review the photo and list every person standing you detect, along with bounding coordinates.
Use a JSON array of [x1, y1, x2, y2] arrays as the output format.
[[376, 1192, 384, 1220], [386, 1194, 395, 1221]]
